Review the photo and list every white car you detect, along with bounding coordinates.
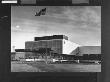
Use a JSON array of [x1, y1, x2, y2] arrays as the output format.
[[25, 59, 34, 61], [52, 59, 59, 62]]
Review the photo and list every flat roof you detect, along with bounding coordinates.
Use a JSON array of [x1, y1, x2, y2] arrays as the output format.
[[78, 46, 101, 54], [34, 35, 68, 41]]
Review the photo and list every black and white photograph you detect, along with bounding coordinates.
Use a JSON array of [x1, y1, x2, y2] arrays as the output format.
[[11, 6, 101, 72]]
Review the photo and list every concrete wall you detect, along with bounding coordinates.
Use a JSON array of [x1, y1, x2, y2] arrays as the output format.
[[62, 39, 80, 55]]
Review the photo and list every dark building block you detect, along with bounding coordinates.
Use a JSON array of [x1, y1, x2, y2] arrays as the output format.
[[34, 35, 68, 41]]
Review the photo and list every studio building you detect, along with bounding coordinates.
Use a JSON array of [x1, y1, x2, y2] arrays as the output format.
[[12, 35, 101, 62], [25, 35, 80, 59]]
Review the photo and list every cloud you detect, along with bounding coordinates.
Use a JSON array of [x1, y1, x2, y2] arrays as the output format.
[[11, 6, 101, 49], [38, 6, 101, 32], [62, 6, 101, 27]]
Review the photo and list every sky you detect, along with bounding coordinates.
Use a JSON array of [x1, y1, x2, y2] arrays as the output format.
[[11, 6, 101, 51]]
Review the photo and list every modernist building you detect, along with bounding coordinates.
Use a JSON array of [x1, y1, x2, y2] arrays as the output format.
[[73, 46, 101, 56], [13, 35, 101, 61], [25, 35, 80, 58]]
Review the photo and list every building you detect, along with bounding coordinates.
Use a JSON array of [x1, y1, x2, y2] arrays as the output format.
[[11, 52, 16, 61], [25, 35, 80, 58], [73, 46, 101, 56], [14, 35, 101, 61], [12, 49, 25, 60], [15, 52, 25, 60]]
